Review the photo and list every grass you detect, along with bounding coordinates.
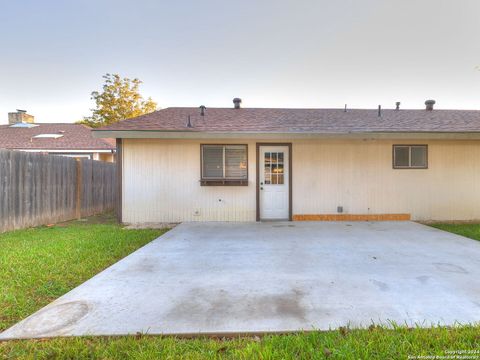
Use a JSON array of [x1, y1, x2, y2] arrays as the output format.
[[429, 222, 480, 241], [1, 325, 480, 359], [1, 219, 480, 359], [0, 213, 166, 332]]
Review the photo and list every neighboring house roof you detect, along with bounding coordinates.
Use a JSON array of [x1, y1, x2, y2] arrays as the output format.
[[0, 123, 116, 150], [95, 107, 480, 133]]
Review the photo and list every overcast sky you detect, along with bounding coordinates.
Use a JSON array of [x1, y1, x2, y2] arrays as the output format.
[[1, 0, 480, 124]]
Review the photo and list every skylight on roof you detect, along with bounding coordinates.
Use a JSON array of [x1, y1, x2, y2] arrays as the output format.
[[33, 134, 64, 139], [9, 123, 39, 128]]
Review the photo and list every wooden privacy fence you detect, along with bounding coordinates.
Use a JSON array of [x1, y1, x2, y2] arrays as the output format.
[[0, 150, 116, 233]]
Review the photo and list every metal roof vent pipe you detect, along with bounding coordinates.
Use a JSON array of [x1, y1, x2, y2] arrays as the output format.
[[186, 115, 193, 128], [233, 98, 242, 109], [199, 105, 206, 116], [425, 99, 436, 111], [396, 102, 400, 110]]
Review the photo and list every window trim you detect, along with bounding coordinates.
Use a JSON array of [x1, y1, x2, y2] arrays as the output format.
[[200, 144, 249, 186], [392, 144, 428, 169]]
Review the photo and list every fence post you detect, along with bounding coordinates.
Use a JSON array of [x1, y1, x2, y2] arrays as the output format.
[[75, 159, 82, 219]]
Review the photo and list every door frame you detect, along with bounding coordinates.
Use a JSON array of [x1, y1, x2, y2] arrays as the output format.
[[256, 143, 293, 221]]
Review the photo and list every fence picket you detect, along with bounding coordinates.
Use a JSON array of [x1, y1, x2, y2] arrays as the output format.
[[0, 150, 116, 232]]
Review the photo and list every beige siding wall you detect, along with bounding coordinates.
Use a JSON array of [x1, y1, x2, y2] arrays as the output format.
[[293, 139, 480, 221], [122, 138, 480, 223], [122, 139, 257, 222]]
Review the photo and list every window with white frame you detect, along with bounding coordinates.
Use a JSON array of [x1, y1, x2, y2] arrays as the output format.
[[393, 145, 428, 169], [201, 145, 248, 180]]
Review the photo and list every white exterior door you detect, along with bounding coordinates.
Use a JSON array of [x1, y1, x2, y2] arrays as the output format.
[[259, 146, 289, 220]]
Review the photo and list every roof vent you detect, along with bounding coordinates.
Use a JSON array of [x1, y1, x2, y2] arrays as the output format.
[[9, 122, 38, 128], [395, 102, 400, 110], [33, 134, 64, 139], [425, 99, 436, 111], [233, 98, 242, 109], [199, 105, 206, 116]]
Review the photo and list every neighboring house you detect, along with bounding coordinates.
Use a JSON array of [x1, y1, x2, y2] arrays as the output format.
[[0, 110, 116, 162], [94, 98, 480, 223]]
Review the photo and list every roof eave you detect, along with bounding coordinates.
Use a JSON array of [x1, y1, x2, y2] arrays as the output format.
[[5, 148, 116, 153], [92, 130, 480, 140]]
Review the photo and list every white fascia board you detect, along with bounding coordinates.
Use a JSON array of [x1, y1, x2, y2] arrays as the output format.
[[93, 130, 480, 140]]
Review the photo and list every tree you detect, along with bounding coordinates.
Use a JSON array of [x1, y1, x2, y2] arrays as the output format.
[[79, 73, 157, 128]]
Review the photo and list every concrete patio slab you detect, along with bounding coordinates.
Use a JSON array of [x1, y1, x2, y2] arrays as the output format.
[[2, 221, 480, 339]]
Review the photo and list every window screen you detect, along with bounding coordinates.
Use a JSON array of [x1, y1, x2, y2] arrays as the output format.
[[393, 145, 427, 169], [201, 145, 247, 179]]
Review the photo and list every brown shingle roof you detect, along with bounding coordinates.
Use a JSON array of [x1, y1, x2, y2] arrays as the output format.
[[0, 123, 116, 150], [96, 107, 480, 133]]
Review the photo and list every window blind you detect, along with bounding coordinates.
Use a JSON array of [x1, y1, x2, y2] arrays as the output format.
[[202, 145, 247, 179]]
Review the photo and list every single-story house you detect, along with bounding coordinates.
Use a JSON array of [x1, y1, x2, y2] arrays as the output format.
[[94, 98, 480, 223], [0, 110, 116, 162]]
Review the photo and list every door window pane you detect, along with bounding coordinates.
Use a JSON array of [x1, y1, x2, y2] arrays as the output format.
[[278, 152, 284, 163], [276, 163, 284, 184], [265, 151, 285, 185], [275, 163, 284, 174], [264, 171, 271, 184], [277, 174, 284, 184], [264, 168, 271, 184], [271, 174, 278, 184], [264, 152, 271, 164], [264, 152, 271, 184]]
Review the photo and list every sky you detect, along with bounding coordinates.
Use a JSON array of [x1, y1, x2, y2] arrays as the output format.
[[1, 0, 480, 124]]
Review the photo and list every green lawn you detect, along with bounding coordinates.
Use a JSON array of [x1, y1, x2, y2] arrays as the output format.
[[1, 220, 480, 359], [0, 213, 166, 332], [429, 223, 480, 241], [2, 325, 480, 360]]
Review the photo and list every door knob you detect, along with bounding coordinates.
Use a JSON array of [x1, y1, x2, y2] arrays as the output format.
[[260, 187, 264, 190]]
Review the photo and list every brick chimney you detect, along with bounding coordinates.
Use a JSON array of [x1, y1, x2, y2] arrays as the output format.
[[8, 110, 34, 124]]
